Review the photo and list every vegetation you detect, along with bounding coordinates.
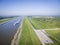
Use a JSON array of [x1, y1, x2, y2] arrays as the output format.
[[45, 30, 60, 45], [0, 17, 15, 24], [27, 16, 60, 45], [55, 17, 60, 28], [19, 17, 42, 45], [28, 16, 60, 29]]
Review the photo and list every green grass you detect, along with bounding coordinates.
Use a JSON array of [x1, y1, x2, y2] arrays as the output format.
[[28, 17, 60, 29], [0, 18, 13, 24], [19, 17, 42, 45], [45, 30, 60, 45]]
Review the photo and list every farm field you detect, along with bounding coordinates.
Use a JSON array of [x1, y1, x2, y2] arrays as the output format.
[[27, 16, 60, 45], [19, 17, 42, 45], [45, 30, 60, 45], [28, 16, 60, 29]]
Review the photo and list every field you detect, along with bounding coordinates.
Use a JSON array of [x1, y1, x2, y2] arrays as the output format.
[[28, 16, 60, 29], [27, 16, 60, 45], [45, 30, 60, 45], [19, 17, 42, 45]]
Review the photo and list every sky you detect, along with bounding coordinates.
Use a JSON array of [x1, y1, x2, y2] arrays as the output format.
[[0, 0, 60, 16]]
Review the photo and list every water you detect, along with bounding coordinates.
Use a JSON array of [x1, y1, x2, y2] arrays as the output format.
[[0, 17, 23, 45]]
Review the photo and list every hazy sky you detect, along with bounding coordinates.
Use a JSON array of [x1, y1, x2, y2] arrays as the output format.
[[0, 0, 60, 16]]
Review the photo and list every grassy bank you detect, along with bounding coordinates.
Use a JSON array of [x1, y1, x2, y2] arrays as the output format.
[[11, 23, 22, 45], [0, 18, 13, 24], [45, 30, 60, 45], [19, 17, 42, 45]]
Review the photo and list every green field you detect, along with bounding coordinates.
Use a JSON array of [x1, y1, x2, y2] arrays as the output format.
[[45, 30, 60, 45], [28, 16, 60, 29], [19, 17, 42, 45], [27, 16, 60, 45]]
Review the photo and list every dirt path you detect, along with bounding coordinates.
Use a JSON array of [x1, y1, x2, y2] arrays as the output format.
[[36, 28, 60, 30], [32, 27, 60, 45], [34, 30, 53, 45]]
